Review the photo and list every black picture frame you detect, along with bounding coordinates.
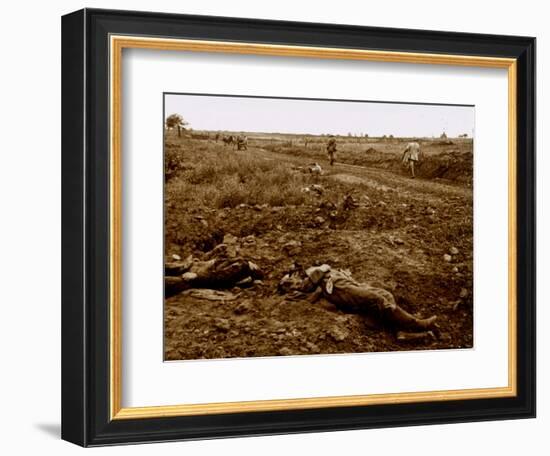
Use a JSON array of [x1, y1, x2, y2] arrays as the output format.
[[62, 8, 536, 447]]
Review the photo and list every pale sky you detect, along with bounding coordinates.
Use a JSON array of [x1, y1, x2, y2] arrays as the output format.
[[164, 93, 474, 138]]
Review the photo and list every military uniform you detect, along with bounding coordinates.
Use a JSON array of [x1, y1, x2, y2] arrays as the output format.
[[305, 265, 437, 331], [402, 142, 421, 178], [236, 135, 248, 150], [326, 138, 337, 166]]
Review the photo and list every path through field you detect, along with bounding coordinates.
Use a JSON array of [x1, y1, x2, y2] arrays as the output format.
[[242, 145, 472, 201]]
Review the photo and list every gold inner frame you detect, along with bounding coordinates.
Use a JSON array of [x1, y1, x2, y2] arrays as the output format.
[[109, 35, 517, 420]]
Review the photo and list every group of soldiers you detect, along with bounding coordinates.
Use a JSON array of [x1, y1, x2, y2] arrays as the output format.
[[214, 133, 248, 150]]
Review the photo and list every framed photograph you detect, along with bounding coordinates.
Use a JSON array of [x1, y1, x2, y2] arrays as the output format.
[[61, 8, 535, 447]]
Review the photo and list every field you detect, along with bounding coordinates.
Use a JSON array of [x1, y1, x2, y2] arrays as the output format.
[[164, 132, 473, 360]]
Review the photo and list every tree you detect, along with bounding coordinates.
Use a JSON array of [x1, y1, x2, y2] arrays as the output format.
[[165, 113, 189, 137]]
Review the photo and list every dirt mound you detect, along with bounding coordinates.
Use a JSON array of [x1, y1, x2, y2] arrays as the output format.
[[418, 151, 473, 183]]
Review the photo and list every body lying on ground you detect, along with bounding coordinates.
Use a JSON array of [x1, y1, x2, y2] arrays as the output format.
[[279, 263, 438, 334], [165, 254, 263, 297]]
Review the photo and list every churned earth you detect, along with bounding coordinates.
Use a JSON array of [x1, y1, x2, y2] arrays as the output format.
[[164, 135, 473, 361]]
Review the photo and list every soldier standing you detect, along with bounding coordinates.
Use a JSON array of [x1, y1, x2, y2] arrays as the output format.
[[402, 141, 421, 178], [326, 136, 337, 166], [236, 135, 248, 150]]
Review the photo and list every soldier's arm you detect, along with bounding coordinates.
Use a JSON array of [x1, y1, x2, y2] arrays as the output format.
[[308, 288, 323, 303]]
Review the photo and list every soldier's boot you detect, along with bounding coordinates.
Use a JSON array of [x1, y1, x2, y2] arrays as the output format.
[[387, 305, 438, 332]]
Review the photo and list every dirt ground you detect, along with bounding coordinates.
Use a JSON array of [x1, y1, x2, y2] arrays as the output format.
[[164, 133, 473, 361]]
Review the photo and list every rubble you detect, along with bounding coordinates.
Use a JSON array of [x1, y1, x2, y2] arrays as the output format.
[[342, 193, 359, 211], [214, 318, 231, 332], [182, 289, 239, 302], [308, 163, 323, 175], [396, 331, 436, 343], [328, 326, 349, 342], [234, 301, 253, 315], [301, 184, 324, 195], [282, 240, 302, 256], [314, 216, 325, 225]]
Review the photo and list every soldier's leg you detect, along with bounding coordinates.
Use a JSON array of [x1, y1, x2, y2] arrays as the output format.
[[409, 160, 415, 178], [356, 287, 436, 331], [385, 305, 437, 331]]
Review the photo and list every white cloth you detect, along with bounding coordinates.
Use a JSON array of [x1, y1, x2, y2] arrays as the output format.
[[403, 142, 420, 163]]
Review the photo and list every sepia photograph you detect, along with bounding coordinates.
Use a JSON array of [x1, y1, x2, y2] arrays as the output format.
[[163, 93, 474, 361]]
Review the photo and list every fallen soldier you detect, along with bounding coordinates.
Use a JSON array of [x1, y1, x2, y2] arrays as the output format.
[[279, 264, 439, 335], [165, 255, 263, 297]]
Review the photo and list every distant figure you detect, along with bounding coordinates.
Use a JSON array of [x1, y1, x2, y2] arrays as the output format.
[[402, 142, 421, 178], [326, 136, 337, 166], [214, 132, 220, 142], [236, 135, 248, 150], [222, 135, 235, 148]]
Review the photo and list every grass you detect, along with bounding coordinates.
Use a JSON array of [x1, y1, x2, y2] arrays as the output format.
[[166, 140, 309, 209], [258, 137, 473, 183]]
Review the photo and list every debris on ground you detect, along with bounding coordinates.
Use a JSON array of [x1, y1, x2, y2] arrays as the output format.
[[282, 240, 302, 256], [342, 192, 359, 211], [302, 184, 325, 195], [396, 331, 436, 343], [214, 318, 231, 332], [182, 289, 239, 302], [314, 216, 326, 225], [308, 163, 323, 175], [328, 326, 349, 342]]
